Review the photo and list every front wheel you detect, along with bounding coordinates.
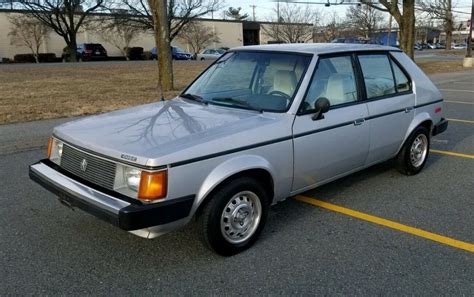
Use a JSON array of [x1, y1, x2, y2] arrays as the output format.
[[199, 177, 269, 256], [396, 126, 430, 175]]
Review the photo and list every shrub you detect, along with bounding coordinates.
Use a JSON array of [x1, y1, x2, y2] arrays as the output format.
[[125, 47, 144, 60], [14, 53, 57, 63], [143, 51, 153, 60]]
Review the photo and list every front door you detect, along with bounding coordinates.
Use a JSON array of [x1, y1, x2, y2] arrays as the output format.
[[292, 55, 370, 192]]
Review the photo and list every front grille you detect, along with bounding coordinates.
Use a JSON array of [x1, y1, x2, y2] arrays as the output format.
[[60, 144, 117, 190]]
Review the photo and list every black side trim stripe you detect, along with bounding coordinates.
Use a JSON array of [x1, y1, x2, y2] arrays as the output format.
[[414, 99, 443, 109], [169, 136, 293, 167], [293, 120, 354, 138], [365, 108, 407, 121]]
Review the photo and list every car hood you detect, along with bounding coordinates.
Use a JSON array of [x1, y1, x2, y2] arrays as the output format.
[[54, 98, 291, 167]]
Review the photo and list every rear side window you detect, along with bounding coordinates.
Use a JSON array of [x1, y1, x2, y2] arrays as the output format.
[[358, 54, 396, 99]]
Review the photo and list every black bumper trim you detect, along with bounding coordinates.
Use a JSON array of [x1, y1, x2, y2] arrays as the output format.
[[29, 161, 195, 231], [433, 118, 448, 136]]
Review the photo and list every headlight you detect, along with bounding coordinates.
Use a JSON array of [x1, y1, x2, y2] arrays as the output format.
[[124, 167, 141, 191], [48, 137, 63, 165], [119, 166, 167, 202]]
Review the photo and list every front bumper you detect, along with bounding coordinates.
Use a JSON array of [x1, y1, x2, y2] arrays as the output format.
[[433, 118, 448, 136], [29, 160, 194, 231]]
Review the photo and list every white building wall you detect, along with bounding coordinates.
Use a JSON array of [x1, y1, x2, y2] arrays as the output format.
[[0, 11, 245, 60]]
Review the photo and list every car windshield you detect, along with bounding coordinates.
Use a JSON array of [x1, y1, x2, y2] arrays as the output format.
[[183, 51, 311, 112]]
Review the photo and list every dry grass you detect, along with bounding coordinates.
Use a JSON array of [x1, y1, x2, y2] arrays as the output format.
[[0, 61, 208, 124], [415, 60, 470, 75], [0, 59, 470, 125]]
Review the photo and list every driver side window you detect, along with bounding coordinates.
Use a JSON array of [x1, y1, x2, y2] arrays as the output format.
[[300, 56, 358, 113]]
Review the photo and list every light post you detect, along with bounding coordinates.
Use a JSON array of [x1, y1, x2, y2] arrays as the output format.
[[463, 0, 473, 67]]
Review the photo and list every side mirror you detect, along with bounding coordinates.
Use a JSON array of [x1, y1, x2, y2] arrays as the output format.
[[311, 97, 330, 121]]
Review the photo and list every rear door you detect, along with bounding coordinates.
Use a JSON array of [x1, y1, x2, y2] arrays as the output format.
[[357, 53, 415, 164], [292, 54, 370, 192]]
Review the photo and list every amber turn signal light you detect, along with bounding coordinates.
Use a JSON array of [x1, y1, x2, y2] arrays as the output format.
[[138, 170, 167, 201], [47, 137, 53, 159]]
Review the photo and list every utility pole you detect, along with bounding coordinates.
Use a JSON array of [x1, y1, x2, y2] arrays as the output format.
[[466, 0, 473, 57], [250, 5, 256, 21], [463, 0, 473, 67]]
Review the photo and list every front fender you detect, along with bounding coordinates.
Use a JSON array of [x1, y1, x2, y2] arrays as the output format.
[[194, 154, 276, 210]]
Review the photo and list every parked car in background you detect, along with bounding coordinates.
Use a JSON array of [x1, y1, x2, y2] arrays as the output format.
[[171, 47, 192, 60], [452, 43, 467, 49], [414, 43, 423, 51], [426, 43, 437, 49], [62, 43, 108, 62], [30, 44, 447, 256], [150, 47, 193, 60], [150, 47, 157, 60], [196, 48, 226, 60]]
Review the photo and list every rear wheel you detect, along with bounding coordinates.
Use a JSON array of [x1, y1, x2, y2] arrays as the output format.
[[396, 126, 430, 175], [199, 177, 269, 256]]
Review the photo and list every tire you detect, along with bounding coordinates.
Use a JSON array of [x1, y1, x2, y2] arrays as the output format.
[[396, 126, 430, 175], [200, 57, 205, 61], [199, 177, 269, 256]]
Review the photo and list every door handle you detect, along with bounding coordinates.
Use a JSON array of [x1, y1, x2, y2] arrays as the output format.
[[405, 107, 414, 113], [353, 118, 365, 126]]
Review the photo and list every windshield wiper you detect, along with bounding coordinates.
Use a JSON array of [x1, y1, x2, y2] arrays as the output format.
[[180, 93, 207, 105], [210, 97, 262, 112]]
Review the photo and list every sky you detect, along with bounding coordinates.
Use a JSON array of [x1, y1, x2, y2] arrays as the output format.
[[217, 0, 473, 25]]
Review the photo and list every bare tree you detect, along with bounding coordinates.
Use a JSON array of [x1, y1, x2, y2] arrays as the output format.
[[419, 0, 454, 50], [112, 0, 222, 41], [262, 4, 319, 43], [21, 0, 104, 62], [177, 21, 220, 55], [225, 7, 248, 20], [148, 0, 173, 92], [88, 16, 143, 59], [8, 14, 51, 63], [322, 13, 343, 42], [345, 4, 383, 38], [361, 0, 416, 59]]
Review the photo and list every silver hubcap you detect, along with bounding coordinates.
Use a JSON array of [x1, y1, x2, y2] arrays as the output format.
[[220, 191, 262, 244], [410, 134, 428, 167]]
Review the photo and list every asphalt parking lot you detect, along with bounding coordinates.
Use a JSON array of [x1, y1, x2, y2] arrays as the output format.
[[0, 71, 473, 295]]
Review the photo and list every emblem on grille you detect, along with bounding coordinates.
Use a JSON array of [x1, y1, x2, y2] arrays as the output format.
[[80, 159, 88, 172]]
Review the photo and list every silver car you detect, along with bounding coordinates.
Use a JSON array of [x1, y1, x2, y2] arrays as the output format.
[[30, 44, 448, 255], [196, 48, 225, 60]]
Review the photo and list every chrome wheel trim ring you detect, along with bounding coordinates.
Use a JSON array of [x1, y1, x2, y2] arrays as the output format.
[[220, 191, 262, 244], [410, 134, 428, 168]]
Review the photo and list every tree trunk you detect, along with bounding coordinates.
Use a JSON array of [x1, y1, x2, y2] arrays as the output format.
[[149, 0, 174, 93], [68, 36, 78, 63], [445, 0, 453, 50], [400, 0, 415, 59]]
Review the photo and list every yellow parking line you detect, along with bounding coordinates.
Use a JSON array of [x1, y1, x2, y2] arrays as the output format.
[[430, 149, 474, 159], [445, 100, 474, 105], [447, 118, 474, 124], [294, 195, 474, 253]]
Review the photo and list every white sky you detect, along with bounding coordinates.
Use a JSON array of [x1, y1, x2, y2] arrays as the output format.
[[217, 0, 473, 25]]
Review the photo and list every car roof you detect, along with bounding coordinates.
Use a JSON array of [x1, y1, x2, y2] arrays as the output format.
[[231, 43, 401, 55]]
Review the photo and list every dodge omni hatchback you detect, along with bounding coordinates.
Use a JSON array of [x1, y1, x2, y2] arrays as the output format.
[[30, 44, 448, 255]]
